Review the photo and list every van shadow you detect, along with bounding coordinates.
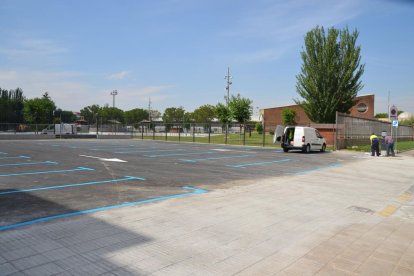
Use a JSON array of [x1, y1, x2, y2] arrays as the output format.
[[0, 189, 151, 275]]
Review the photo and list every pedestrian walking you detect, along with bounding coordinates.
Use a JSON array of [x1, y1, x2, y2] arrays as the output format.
[[370, 133, 380, 157], [384, 134, 395, 157]]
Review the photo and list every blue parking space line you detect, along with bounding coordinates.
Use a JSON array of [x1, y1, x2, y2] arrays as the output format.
[[0, 155, 31, 160], [145, 151, 216, 158], [226, 158, 292, 168], [282, 163, 340, 174], [115, 149, 185, 154], [0, 167, 94, 177], [0, 186, 208, 231], [90, 147, 149, 151], [0, 175, 145, 195], [179, 155, 251, 163], [0, 161, 58, 167]]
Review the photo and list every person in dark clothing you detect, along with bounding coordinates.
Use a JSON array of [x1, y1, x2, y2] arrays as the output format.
[[370, 133, 380, 157]]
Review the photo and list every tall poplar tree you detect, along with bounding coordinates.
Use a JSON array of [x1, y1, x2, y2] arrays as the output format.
[[295, 26, 365, 123]]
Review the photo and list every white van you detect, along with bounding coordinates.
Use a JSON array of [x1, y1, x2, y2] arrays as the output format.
[[273, 125, 326, 153], [42, 124, 77, 135]]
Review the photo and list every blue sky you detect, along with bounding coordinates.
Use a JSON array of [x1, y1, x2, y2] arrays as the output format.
[[1, 0, 413, 116]]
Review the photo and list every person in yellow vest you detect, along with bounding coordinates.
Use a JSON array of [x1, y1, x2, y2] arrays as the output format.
[[370, 133, 380, 157]]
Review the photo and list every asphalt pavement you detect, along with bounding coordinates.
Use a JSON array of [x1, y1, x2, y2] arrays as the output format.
[[0, 139, 413, 275]]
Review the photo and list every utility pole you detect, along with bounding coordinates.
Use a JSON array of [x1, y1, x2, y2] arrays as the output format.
[[110, 90, 118, 108], [225, 67, 232, 106], [148, 97, 152, 121], [224, 67, 232, 144]]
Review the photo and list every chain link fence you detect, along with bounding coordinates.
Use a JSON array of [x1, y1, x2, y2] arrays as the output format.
[[0, 122, 279, 146], [3, 116, 412, 150]]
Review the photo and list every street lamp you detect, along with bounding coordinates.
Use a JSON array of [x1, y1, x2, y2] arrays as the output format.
[[110, 90, 118, 108]]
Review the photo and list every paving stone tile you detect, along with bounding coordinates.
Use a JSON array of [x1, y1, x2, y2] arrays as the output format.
[[314, 263, 353, 276], [41, 247, 76, 261], [21, 262, 65, 276], [326, 256, 360, 273], [279, 257, 324, 276], [391, 266, 414, 276], [355, 256, 396, 276], [0, 262, 18, 275], [10, 254, 51, 271], [1, 247, 38, 261]]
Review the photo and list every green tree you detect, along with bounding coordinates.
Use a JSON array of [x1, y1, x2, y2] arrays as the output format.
[[162, 107, 185, 131], [255, 122, 263, 134], [192, 104, 216, 123], [53, 109, 76, 123], [124, 108, 149, 125], [215, 103, 231, 125], [374, 113, 388, 119], [400, 117, 414, 127], [282, 108, 297, 125], [228, 94, 253, 132], [0, 87, 25, 124], [80, 105, 102, 124], [100, 105, 124, 124], [162, 107, 185, 123], [23, 93, 56, 124], [295, 26, 365, 123]]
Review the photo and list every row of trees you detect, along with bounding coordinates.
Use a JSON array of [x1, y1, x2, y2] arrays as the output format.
[[0, 87, 254, 128], [80, 94, 253, 128], [1, 89, 78, 125]]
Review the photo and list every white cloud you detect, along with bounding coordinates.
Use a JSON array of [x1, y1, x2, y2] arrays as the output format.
[[113, 86, 174, 110], [0, 70, 17, 81], [226, 0, 362, 63], [108, 71, 130, 80], [0, 68, 174, 111], [0, 38, 67, 58]]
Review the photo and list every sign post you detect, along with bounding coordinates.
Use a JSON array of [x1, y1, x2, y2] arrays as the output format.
[[392, 120, 398, 154], [389, 105, 398, 154]]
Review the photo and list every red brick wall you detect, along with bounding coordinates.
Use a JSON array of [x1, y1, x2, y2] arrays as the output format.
[[263, 94, 375, 132]]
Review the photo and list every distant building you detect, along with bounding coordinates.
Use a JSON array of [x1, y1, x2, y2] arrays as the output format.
[[263, 94, 375, 131]]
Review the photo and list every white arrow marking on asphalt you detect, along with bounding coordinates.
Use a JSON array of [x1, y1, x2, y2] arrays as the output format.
[[79, 155, 127, 163]]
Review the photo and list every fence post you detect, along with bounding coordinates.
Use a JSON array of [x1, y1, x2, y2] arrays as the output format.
[[179, 123, 181, 142], [243, 124, 246, 146], [208, 124, 211, 144], [192, 124, 195, 142], [225, 123, 228, 145], [262, 122, 265, 147], [165, 125, 168, 141], [335, 112, 338, 151]]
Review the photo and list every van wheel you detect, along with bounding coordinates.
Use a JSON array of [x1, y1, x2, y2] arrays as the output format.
[[303, 144, 310, 153], [283, 148, 289, 153], [321, 143, 326, 152]]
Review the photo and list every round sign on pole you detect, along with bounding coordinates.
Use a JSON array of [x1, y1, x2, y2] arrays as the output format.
[[389, 105, 398, 120]]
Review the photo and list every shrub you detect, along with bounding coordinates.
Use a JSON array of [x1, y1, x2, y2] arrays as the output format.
[[255, 122, 263, 134]]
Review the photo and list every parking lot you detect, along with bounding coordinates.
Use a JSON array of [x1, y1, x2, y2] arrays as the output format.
[[0, 139, 363, 231], [1, 139, 414, 275]]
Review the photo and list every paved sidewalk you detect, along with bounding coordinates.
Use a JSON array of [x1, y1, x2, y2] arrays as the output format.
[[1, 151, 414, 275]]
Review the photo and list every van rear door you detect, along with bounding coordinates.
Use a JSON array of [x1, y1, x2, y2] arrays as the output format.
[[273, 125, 284, 144]]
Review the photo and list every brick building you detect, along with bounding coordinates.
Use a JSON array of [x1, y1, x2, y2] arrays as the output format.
[[262, 94, 375, 145], [263, 94, 375, 129]]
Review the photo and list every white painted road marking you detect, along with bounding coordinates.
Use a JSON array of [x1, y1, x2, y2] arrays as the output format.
[[80, 155, 127, 163]]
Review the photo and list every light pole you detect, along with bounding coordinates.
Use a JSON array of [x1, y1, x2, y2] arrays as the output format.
[[110, 90, 118, 108], [224, 67, 232, 144]]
